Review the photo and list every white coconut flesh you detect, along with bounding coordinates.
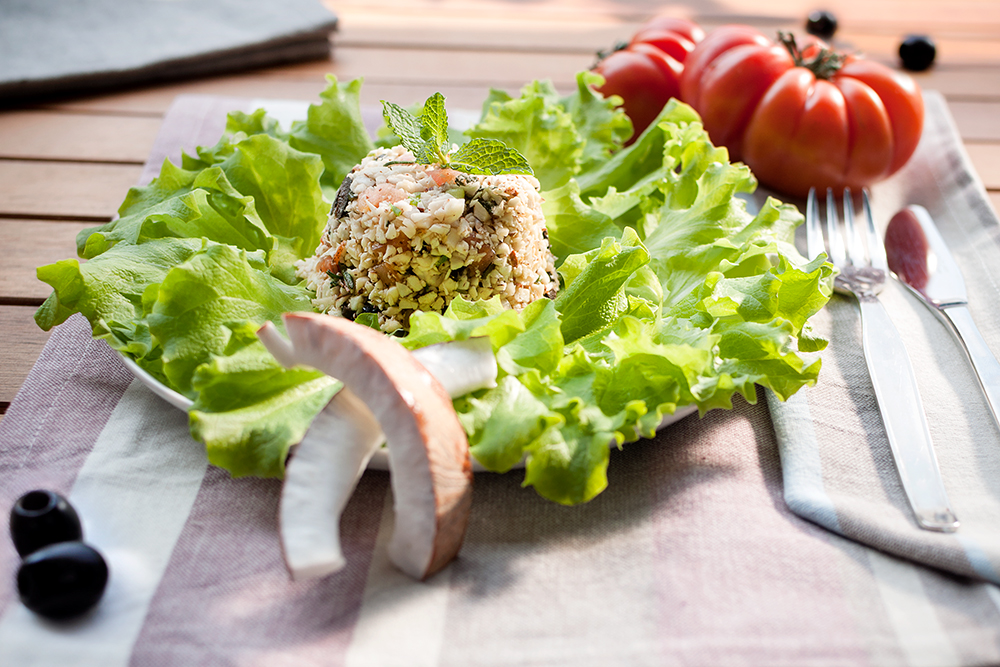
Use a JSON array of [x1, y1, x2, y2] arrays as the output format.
[[278, 387, 382, 580], [258, 314, 480, 580], [411, 337, 497, 397]]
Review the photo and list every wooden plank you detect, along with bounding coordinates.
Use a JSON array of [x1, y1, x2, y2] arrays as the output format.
[[0, 305, 52, 407], [990, 192, 1000, 220], [965, 143, 1000, 191], [25, 72, 1000, 151], [912, 67, 1000, 101], [0, 160, 142, 221], [330, 0, 1000, 27], [46, 64, 1000, 119], [216, 47, 584, 90], [289, 48, 587, 90], [44, 72, 349, 116], [42, 55, 565, 116], [0, 111, 162, 163], [335, 14, 640, 54], [334, 10, 1000, 58], [37, 45, 1000, 118], [250, 44, 1000, 97], [334, 28, 1000, 70], [840, 33, 1000, 67], [329, 0, 685, 23], [0, 219, 92, 303], [49, 76, 503, 119], [945, 101, 1000, 141]]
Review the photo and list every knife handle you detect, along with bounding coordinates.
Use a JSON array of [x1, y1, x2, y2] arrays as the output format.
[[941, 304, 1000, 433], [859, 297, 959, 532]]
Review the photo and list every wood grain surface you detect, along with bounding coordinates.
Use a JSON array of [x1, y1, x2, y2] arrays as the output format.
[[1, 0, 998, 420]]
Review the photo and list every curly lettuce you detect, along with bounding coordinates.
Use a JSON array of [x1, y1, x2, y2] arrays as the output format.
[[34, 72, 833, 503]]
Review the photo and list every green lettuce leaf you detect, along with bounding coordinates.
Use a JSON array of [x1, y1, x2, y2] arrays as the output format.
[[182, 108, 292, 170], [77, 160, 201, 258], [539, 180, 621, 260], [189, 329, 340, 478], [399, 94, 832, 504], [558, 71, 633, 173], [555, 228, 650, 343], [87, 169, 266, 252], [288, 75, 375, 197], [215, 133, 329, 279], [35, 237, 203, 338], [146, 240, 313, 396], [76, 136, 327, 285], [467, 79, 583, 190]]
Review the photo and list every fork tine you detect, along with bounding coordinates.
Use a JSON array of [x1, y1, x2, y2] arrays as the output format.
[[841, 187, 866, 266], [806, 188, 825, 261], [861, 188, 889, 273], [825, 188, 846, 267]]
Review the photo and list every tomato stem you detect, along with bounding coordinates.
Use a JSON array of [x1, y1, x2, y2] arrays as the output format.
[[778, 31, 845, 79], [594, 40, 630, 67]]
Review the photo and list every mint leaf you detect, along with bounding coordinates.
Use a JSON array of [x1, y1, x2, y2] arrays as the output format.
[[420, 92, 450, 153], [381, 100, 425, 155], [381, 93, 532, 176], [447, 138, 533, 176]]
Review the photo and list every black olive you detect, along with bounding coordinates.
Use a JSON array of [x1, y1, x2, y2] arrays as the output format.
[[9, 490, 83, 558], [805, 10, 838, 39], [17, 541, 109, 620], [899, 34, 936, 71]]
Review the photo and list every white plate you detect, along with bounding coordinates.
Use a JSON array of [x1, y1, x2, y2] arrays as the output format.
[[119, 352, 698, 471]]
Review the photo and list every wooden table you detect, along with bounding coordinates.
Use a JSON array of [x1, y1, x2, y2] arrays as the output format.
[[2, 0, 999, 424]]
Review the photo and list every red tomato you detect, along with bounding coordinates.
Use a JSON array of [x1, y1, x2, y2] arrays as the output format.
[[631, 16, 706, 63], [593, 17, 703, 143], [679, 27, 924, 198], [636, 15, 706, 45]]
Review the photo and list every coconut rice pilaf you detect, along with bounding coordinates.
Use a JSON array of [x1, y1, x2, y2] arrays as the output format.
[[297, 145, 558, 333]]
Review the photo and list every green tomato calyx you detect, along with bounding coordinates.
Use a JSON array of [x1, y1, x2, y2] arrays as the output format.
[[778, 31, 846, 80]]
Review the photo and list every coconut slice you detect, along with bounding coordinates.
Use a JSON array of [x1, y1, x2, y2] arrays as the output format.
[[411, 337, 497, 397], [258, 314, 475, 580], [277, 387, 382, 580]]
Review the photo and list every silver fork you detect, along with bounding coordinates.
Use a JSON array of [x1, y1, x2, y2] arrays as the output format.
[[807, 187, 959, 532]]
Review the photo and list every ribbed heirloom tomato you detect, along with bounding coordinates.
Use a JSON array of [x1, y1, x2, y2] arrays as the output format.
[[680, 27, 924, 198], [593, 17, 704, 143]]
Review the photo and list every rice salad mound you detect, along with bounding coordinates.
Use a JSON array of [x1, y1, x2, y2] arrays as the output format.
[[297, 144, 558, 333]]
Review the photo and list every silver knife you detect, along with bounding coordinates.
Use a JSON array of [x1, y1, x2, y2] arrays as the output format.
[[884, 205, 1000, 433]]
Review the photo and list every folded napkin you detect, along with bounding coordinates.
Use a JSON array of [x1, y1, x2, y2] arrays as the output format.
[[0, 0, 337, 103], [764, 91, 1000, 586], [1, 91, 998, 666]]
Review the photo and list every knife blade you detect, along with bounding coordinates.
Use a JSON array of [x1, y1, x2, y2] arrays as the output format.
[[884, 205, 1000, 432]]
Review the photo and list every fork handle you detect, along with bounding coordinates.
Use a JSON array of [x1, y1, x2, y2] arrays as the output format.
[[859, 297, 959, 532], [941, 304, 1000, 434]]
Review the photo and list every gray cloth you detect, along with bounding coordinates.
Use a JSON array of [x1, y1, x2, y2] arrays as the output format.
[[0, 0, 338, 102], [764, 91, 1000, 586], [0, 92, 998, 665]]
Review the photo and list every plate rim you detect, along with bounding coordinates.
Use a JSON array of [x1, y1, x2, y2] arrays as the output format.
[[118, 349, 699, 472]]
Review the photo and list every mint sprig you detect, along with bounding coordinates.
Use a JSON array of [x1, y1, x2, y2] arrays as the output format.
[[381, 93, 533, 176]]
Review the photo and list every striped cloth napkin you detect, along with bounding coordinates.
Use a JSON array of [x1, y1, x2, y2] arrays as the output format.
[[764, 91, 1000, 587], [0, 92, 998, 666]]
